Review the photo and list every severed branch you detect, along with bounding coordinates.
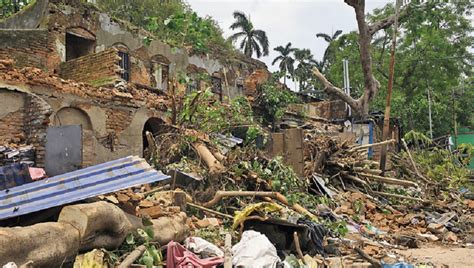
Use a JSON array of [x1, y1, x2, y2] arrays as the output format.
[[312, 67, 360, 112], [368, 8, 409, 35]]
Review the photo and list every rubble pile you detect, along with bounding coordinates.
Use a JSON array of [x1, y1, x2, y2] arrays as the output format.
[[0, 60, 169, 110], [0, 145, 35, 166]]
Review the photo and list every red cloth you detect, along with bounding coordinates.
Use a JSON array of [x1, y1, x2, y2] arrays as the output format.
[[166, 241, 224, 268], [28, 167, 46, 181]]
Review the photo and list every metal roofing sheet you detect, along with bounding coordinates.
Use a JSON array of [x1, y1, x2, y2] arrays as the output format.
[[0, 156, 169, 220]]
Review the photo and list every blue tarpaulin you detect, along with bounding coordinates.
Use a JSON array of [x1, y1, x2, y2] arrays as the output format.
[[0, 156, 169, 220], [0, 163, 32, 190]]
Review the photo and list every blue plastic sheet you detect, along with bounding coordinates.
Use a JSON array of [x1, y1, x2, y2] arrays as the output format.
[[0, 163, 32, 190]]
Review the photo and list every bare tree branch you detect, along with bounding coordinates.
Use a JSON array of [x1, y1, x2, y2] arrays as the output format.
[[312, 67, 360, 111], [368, 8, 408, 35]]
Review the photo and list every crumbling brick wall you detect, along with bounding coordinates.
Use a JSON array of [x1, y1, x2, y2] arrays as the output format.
[[0, 109, 25, 144], [0, 30, 56, 71], [59, 48, 121, 86], [106, 108, 133, 134], [23, 94, 53, 167]]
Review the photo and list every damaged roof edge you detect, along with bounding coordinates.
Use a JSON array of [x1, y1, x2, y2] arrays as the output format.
[[0, 155, 169, 220]]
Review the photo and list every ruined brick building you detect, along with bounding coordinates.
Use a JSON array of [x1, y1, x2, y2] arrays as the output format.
[[0, 0, 269, 175]]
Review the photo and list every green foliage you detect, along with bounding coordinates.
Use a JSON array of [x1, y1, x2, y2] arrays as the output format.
[[272, 42, 295, 85], [324, 1, 473, 136], [404, 130, 432, 148], [97, 0, 232, 55], [411, 148, 471, 189], [117, 227, 163, 267], [254, 75, 299, 128], [0, 0, 31, 19], [293, 48, 319, 92], [178, 89, 256, 134]]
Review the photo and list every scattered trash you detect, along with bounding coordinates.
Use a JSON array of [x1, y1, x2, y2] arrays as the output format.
[[232, 230, 280, 267], [167, 241, 224, 268], [184, 237, 224, 258]]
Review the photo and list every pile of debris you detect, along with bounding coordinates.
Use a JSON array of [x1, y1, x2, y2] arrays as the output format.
[[0, 115, 472, 267]]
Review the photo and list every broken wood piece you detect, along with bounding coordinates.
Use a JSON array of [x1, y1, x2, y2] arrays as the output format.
[[401, 138, 431, 184], [349, 139, 396, 152], [342, 173, 369, 186], [372, 191, 426, 202], [192, 142, 225, 176], [224, 233, 232, 268], [293, 232, 306, 264], [202, 191, 317, 220], [353, 247, 381, 268], [357, 172, 418, 187], [118, 245, 146, 268], [188, 202, 233, 219]]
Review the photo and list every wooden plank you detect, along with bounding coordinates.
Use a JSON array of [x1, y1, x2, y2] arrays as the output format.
[[284, 128, 304, 177]]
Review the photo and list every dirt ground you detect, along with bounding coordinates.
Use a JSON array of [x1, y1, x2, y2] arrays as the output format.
[[396, 245, 473, 268]]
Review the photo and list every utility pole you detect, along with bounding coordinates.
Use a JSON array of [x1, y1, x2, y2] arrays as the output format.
[[379, 0, 402, 173], [343, 59, 352, 117], [427, 87, 433, 139]]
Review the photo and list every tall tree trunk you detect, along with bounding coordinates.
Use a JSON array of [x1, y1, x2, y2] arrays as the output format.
[[311, 0, 407, 116]]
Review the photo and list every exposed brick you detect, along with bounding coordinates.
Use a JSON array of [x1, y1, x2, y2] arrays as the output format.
[[58, 48, 121, 86]]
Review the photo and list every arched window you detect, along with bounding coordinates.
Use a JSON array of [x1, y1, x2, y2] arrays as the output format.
[[151, 55, 170, 90]]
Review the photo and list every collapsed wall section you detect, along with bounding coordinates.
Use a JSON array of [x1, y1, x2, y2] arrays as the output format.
[[59, 48, 121, 86], [0, 29, 58, 72]]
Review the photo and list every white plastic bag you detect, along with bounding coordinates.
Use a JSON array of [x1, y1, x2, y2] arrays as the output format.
[[232, 230, 280, 268]]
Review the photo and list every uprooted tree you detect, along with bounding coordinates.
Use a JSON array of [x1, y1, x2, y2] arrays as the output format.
[[312, 0, 405, 116]]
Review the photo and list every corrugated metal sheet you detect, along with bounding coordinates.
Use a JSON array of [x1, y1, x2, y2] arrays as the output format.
[[0, 156, 169, 220]]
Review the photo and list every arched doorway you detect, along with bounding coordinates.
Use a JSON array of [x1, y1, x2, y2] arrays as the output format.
[[142, 117, 165, 156], [47, 107, 93, 175]]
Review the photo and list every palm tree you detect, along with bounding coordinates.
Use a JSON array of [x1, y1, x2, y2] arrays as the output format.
[[316, 30, 343, 71], [294, 48, 318, 92], [229, 11, 269, 58], [272, 42, 295, 86]]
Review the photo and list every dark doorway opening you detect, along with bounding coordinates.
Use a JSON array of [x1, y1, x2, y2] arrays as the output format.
[[142, 118, 165, 156], [66, 32, 95, 61]]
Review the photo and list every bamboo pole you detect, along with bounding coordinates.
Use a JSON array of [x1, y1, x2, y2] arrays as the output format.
[[349, 139, 396, 152], [188, 202, 233, 219], [380, 0, 402, 173], [372, 191, 426, 202], [357, 172, 418, 187], [202, 191, 317, 220]]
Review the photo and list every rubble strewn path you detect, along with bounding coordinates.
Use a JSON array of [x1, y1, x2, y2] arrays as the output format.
[[396, 246, 473, 268]]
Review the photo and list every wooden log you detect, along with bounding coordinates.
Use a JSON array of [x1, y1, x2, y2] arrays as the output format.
[[357, 172, 418, 187], [0, 222, 80, 267], [192, 142, 225, 176], [118, 245, 146, 268], [0, 202, 189, 267]]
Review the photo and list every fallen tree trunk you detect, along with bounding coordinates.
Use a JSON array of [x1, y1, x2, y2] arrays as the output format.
[[192, 142, 225, 176], [0, 202, 189, 267]]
